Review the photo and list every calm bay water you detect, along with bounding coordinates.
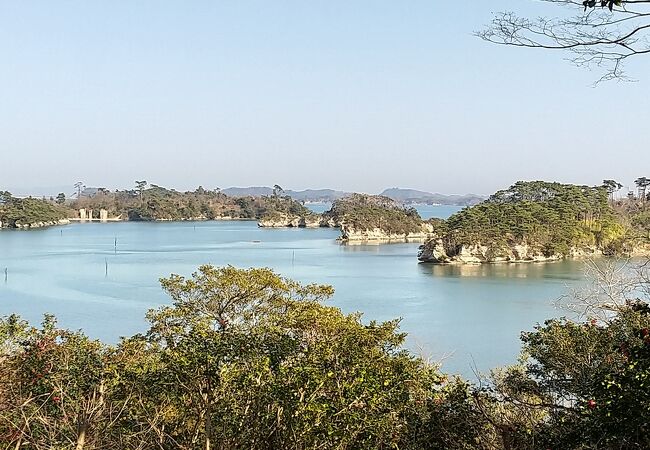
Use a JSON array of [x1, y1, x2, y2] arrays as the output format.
[[0, 220, 585, 376]]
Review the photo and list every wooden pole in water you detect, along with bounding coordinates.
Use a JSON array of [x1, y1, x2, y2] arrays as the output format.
[[4, 268, 7, 283], [105, 258, 108, 277], [292, 250, 295, 266], [114, 237, 117, 254]]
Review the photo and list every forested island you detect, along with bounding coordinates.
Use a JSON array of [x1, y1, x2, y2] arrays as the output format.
[[0, 191, 69, 229], [260, 179, 650, 255], [70, 184, 312, 222], [0, 184, 310, 228], [418, 181, 650, 263], [0, 183, 439, 242], [322, 194, 433, 241], [257, 193, 435, 241], [4, 180, 650, 265]]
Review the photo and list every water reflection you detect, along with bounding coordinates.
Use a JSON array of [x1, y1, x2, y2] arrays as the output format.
[[419, 261, 586, 280]]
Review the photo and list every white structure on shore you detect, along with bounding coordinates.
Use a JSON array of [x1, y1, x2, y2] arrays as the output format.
[[77, 208, 109, 221]]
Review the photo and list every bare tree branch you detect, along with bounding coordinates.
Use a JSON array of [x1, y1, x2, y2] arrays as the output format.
[[477, 0, 650, 83]]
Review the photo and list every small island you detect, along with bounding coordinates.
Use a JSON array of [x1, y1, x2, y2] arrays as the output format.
[[257, 193, 437, 243], [322, 194, 433, 242], [418, 180, 650, 264]]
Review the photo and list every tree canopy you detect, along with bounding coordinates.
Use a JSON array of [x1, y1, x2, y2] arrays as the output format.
[[2, 263, 650, 448], [325, 194, 424, 235], [440, 181, 625, 256], [0, 193, 68, 228], [68, 183, 311, 222]]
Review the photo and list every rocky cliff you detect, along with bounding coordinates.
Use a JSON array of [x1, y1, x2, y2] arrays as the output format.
[[257, 194, 434, 243], [341, 222, 434, 243], [417, 238, 603, 264], [416, 181, 637, 264], [324, 194, 431, 243], [257, 214, 336, 228], [0, 194, 70, 230]]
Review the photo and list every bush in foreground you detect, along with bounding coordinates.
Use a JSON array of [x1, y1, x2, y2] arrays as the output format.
[[1, 263, 649, 449]]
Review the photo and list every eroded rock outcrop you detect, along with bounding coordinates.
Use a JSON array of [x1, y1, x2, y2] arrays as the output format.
[[341, 222, 434, 243], [417, 239, 603, 264], [257, 194, 431, 243], [257, 214, 335, 228], [11, 219, 71, 229], [415, 181, 646, 264], [325, 194, 431, 243]]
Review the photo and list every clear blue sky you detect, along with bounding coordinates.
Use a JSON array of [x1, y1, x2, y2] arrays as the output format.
[[1, 1, 649, 196]]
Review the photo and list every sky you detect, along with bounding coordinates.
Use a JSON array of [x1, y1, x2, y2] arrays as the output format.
[[1, 1, 649, 197]]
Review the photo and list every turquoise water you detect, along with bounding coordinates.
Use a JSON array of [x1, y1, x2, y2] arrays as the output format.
[[306, 202, 463, 219], [0, 221, 584, 376], [305, 202, 332, 214], [414, 204, 464, 219]]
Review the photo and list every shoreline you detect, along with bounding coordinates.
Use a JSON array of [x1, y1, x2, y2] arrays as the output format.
[[0, 216, 261, 230], [67, 216, 259, 223]]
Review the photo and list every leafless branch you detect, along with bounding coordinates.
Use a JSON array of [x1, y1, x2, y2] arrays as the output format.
[[477, 0, 650, 82]]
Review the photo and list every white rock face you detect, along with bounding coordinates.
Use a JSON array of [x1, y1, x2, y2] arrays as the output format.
[[257, 214, 332, 228], [11, 219, 70, 229], [417, 239, 602, 264], [340, 223, 434, 243]]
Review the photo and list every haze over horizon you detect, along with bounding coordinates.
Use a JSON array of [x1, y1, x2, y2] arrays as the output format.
[[4, 178, 645, 200], [2, 1, 649, 195]]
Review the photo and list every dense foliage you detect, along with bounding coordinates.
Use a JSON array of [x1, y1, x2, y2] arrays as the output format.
[[325, 194, 424, 235], [70, 184, 311, 221], [612, 198, 650, 249], [2, 262, 650, 449], [0, 192, 67, 228], [508, 302, 650, 449], [435, 181, 627, 257], [0, 267, 442, 449]]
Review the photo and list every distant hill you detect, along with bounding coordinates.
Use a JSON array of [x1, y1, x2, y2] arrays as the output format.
[[221, 186, 274, 197], [380, 188, 483, 206], [222, 186, 482, 206], [284, 189, 349, 202], [221, 187, 349, 202]]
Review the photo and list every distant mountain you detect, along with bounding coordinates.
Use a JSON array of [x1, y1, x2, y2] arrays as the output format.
[[7, 185, 77, 198], [380, 188, 484, 206], [221, 186, 274, 197], [221, 187, 349, 203], [284, 189, 349, 202], [221, 186, 483, 206]]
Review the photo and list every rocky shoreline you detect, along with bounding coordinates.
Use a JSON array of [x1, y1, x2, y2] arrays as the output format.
[[257, 214, 336, 228], [0, 219, 71, 230], [339, 222, 435, 243], [257, 213, 435, 244], [257, 194, 432, 244], [417, 239, 623, 264]]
